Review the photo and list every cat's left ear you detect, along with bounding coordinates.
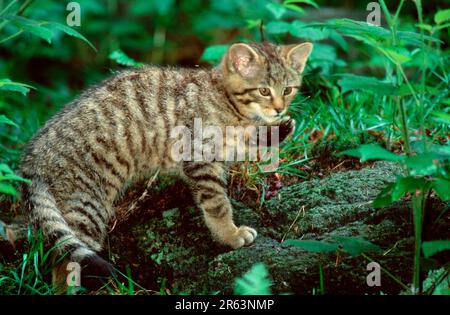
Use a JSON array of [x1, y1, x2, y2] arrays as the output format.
[[282, 42, 313, 73]]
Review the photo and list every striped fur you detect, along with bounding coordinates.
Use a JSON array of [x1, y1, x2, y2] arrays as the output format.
[[20, 42, 313, 283]]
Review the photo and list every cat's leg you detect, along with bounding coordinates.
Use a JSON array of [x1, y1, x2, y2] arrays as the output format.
[[51, 192, 114, 291], [183, 161, 257, 249]]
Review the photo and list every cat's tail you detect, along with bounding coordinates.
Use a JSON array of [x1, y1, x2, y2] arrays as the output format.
[[24, 178, 114, 278]]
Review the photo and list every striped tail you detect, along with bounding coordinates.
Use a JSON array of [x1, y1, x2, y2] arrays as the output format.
[[26, 178, 114, 278]]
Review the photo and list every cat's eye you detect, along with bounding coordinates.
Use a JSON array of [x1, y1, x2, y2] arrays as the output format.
[[283, 87, 293, 95], [259, 88, 271, 96]]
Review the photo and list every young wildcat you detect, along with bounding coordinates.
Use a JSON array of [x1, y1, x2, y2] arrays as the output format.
[[20, 41, 313, 287]]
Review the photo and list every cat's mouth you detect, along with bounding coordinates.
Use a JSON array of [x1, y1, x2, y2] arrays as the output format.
[[252, 112, 287, 124]]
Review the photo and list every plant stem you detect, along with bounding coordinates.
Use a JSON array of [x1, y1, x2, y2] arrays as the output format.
[[361, 253, 410, 291], [0, 0, 34, 33], [414, 0, 427, 152], [411, 191, 425, 294], [0, 0, 18, 16], [396, 97, 412, 156], [0, 29, 22, 44]]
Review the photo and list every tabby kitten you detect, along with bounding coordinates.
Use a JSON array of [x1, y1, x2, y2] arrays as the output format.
[[20, 41, 313, 286]]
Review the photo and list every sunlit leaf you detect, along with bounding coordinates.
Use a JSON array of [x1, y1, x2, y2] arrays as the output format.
[[415, 23, 433, 32], [45, 22, 97, 52], [405, 153, 441, 176], [435, 9, 450, 25], [332, 236, 382, 256], [423, 268, 450, 295], [337, 74, 396, 95], [3, 15, 53, 43], [284, 0, 319, 9], [340, 144, 405, 162], [284, 239, 338, 252], [379, 47, 411, 64], [290, 22, 331, 40], [432, 111, 450, 124], [282, 4, 304, 14], [109, 49, 144, 67], [234, 263, 272, 295], [0, 78, 35, 95], [200, 45, 229, 63], [0, 115, 18, 128], [0, 182, 17, 196]]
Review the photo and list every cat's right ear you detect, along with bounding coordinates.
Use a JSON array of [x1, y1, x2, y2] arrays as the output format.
[[224, 43, 262, 78]]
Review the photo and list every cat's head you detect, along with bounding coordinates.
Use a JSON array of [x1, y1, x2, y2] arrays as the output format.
[[221, 41, 313, 123]]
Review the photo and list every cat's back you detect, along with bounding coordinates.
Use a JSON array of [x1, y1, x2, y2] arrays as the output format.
[[20, 66, 222, 182]]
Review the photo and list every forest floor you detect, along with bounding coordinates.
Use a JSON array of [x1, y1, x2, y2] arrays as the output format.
[[1, 160, 449, 295], [105, 161, 449, 295]]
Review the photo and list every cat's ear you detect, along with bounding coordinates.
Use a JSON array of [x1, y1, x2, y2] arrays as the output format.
[[224, 43, 262, 78], [282, 42, 313, 73]]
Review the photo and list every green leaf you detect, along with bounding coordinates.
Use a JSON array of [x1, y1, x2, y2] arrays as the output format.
[[266, 21, 291, 34], [108, 49, 144, 67], [415, 23, 433, 32], [323, 18, 390, 42], [373, 177, 431, 207], [373, 182, 396, 208], [284, 239, 338, 252], [0, 174, 32, 184], [340, 144, 405, 162], [422, 240, 450, 258], [290, 22, 331, 41], [282, 4, 304, 14], [336, 74, 397, 95], [0, 78, 35, 95], [436, 22, 450, 31], [433, 179, 450, 201], [434, 9, 450, 25], [423, 268, 450, 295], [234, 263, 272, 295], [0, 115, 18, 128], [432, 111, 450, 124], [379, 47, 411, 64], [0, 182, 17, 196], [266, 2, 286, 19], [45, 22, 97, 52], [0, 163, 14, 174], [200, 45, 229, 63], [391, 176, 429, 200], [405, 153, 441, 176], [332, 236, 382, 256], [284, 0, 319, 9], [3, 15, 53, 43]]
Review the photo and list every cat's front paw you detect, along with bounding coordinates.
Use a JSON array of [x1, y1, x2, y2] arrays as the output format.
[[225, 226, 257, 249], [278, 117, 295, 143]]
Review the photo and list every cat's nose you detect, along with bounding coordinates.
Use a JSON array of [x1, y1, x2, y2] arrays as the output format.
[[275, 107, 284, 114], [273, 98, 284, 114]]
